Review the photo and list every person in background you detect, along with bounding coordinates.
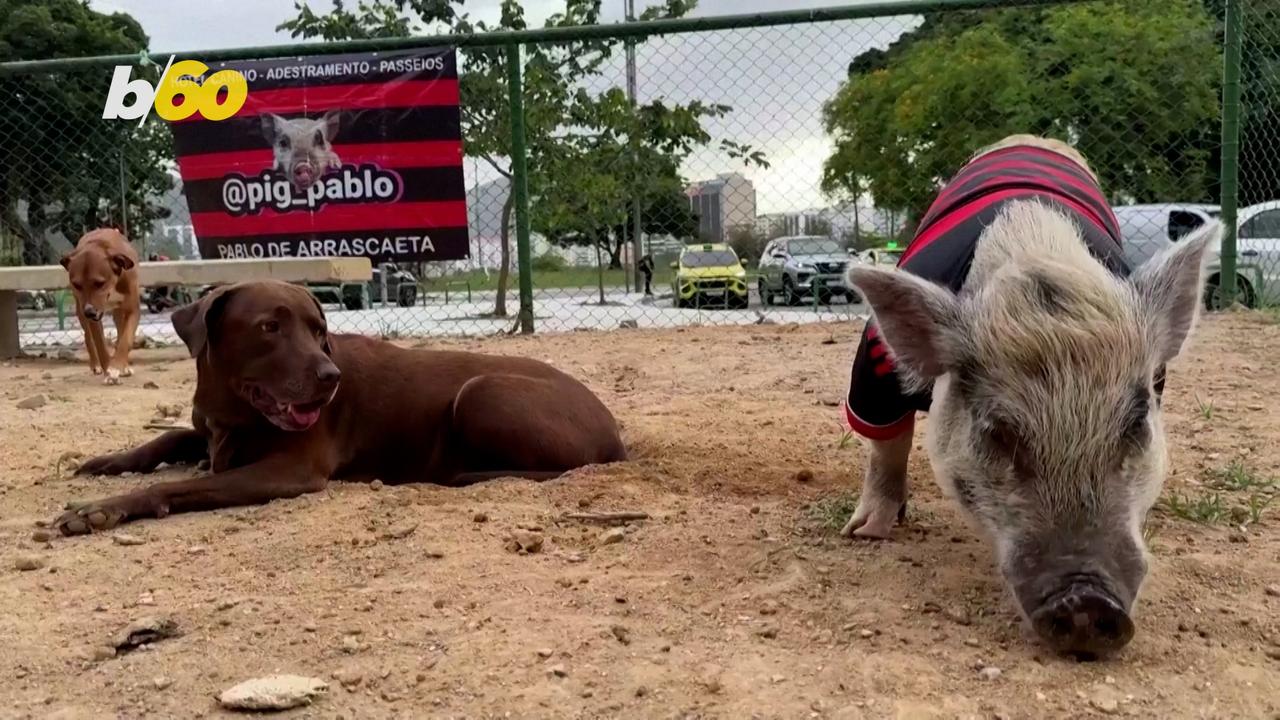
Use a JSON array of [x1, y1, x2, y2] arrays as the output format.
[[638, 253, 655, 296]]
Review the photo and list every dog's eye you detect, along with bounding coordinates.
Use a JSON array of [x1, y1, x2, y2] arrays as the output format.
[[93, 280, 106, 288], [261, 320, 280, 334], [71, 282, 82, 290]]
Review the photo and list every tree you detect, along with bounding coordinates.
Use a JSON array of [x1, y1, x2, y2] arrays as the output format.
[[281, 0, 764, 317], [0, 0, 173, 265], [821, 0, 1220, 221]]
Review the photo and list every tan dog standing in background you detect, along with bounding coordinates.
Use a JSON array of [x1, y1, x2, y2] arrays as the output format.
[[60, 229, 141, 384]]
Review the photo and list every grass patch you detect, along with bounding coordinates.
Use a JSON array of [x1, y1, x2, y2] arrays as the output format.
[[1194, 395, 1215, 421], [1159, 460, 1279, 527], [808, 491, 858, 531], [836, 429, 855, 450], [427, 266, 678, 293], [1160, 491, 1229, 525], [1205, 459, 1276, 493]]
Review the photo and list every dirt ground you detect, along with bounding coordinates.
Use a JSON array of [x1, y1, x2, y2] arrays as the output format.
[[1, 314, 1278, 720]]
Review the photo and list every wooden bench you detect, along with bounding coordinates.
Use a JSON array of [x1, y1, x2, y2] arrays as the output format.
[[0, 257, 372, 358]]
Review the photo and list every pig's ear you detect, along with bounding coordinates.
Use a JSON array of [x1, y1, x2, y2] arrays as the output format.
[[321, 111, 341, 141], [1131, 219, 1220, 363], [847, 265, 963, 381], [260, 113, 281, 142]]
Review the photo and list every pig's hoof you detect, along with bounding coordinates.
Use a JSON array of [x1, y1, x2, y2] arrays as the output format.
[[840, 498, 904, 540]]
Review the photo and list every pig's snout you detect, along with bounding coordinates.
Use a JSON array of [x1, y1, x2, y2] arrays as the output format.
[[83, 305, 103, 322], [292, 162, 316, 188], [1030, 583, 1134, 659]]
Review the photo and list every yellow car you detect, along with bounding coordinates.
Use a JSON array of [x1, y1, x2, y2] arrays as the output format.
[[670, 243, 749, 309]]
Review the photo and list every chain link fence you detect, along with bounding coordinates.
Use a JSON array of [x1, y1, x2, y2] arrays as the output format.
[[0, 0, 1271, 350], [1232, 0, 1280, 308]]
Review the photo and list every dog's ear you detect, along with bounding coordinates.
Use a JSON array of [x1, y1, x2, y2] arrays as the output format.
[[301, 288, 332, 354], [172, 285, 235, 358], [109, 252, 135, 273], [59, 251, 75, 269]]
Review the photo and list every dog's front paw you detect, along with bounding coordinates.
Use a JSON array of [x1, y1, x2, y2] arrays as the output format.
[[90, 365, 104, 376], [76, 452, 133, 476], [55, 500, 129, 536], [103, 367, 121, 385], [120, 366, 133, 378]]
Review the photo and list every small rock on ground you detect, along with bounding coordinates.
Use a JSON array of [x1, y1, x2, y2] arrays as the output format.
[[218, 675, 328, 711], [505, 530, 544, 554], [17, 394, 47, 410], [14, 554, 44, 571], [598, 527, 626, 545], [1265, 584, 1280, 598], [978, 666, 1002, 681], [114, 616, 179, 651], [112, 533, 146, 546]]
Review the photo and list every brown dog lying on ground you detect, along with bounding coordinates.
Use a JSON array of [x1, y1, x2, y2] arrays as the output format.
[[60, 229, 141, 384], [55, 280, 627, 534]]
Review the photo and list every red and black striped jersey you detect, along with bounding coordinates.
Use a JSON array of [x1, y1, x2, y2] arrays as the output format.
[[843, 145, 1131, 441]]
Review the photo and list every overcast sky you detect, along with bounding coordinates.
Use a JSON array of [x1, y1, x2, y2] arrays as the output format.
[[90, 1, 915, 213]]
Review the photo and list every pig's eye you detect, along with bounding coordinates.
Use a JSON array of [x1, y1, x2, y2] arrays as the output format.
[[314, 129, 325, 145], [1121, 388, 1151, 447], [987, 419, 1024, 455], [278, 137, 290, 149]]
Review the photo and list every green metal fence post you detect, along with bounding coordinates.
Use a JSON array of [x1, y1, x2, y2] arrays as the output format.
[[506, 43, 535, 334], [1219, 0, 1244, 307]]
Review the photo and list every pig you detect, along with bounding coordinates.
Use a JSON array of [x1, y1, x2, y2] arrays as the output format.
[[260, 111, 342, 191], [839, 135, 1219, 658]]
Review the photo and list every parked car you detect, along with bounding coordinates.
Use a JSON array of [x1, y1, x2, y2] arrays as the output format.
[[1113, 203, 1280, 308], [309, 263, 418, 311], [854, 247, 903, 269], [757, 235, 855, 305], [670, 243, 749, 309], [16, 290, 53, 311]]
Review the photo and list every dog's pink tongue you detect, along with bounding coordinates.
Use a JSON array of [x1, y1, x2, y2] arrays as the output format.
[[287, 405, 322, 429]]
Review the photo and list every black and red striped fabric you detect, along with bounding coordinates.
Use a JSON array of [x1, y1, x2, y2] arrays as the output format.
[[169, 48, 469, 263], [844, 145, 1129, 441]]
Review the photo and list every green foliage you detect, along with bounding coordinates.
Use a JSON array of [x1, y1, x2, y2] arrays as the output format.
[[530, 250, 567, 272], [822, 0, 1220, 217], [726, 226, 766, 266], [0, 0, 171, 264]]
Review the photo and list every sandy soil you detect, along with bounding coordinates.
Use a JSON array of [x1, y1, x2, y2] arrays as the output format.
[[1, 314, 1278, 720]]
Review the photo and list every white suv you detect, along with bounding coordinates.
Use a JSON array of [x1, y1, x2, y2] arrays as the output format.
[[1114, 203, 1279, 308]]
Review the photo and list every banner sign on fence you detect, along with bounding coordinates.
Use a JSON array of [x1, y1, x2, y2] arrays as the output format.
[[169, 48, 469, 263]]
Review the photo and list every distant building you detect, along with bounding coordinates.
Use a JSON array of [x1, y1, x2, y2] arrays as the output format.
[[685, 173, 757, 244], [756, 204, 907, 242]]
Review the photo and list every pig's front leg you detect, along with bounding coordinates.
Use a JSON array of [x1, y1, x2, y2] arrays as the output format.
[[841, 421, 913, 539]]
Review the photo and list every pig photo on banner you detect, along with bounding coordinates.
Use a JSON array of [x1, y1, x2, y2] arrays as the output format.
[[168, 48, 469, 264]]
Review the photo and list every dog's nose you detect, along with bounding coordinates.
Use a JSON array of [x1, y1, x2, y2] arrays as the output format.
[[83, 305, 102, 321], [316, 362, 341, 387], [1031, 584, 1134, 659]]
